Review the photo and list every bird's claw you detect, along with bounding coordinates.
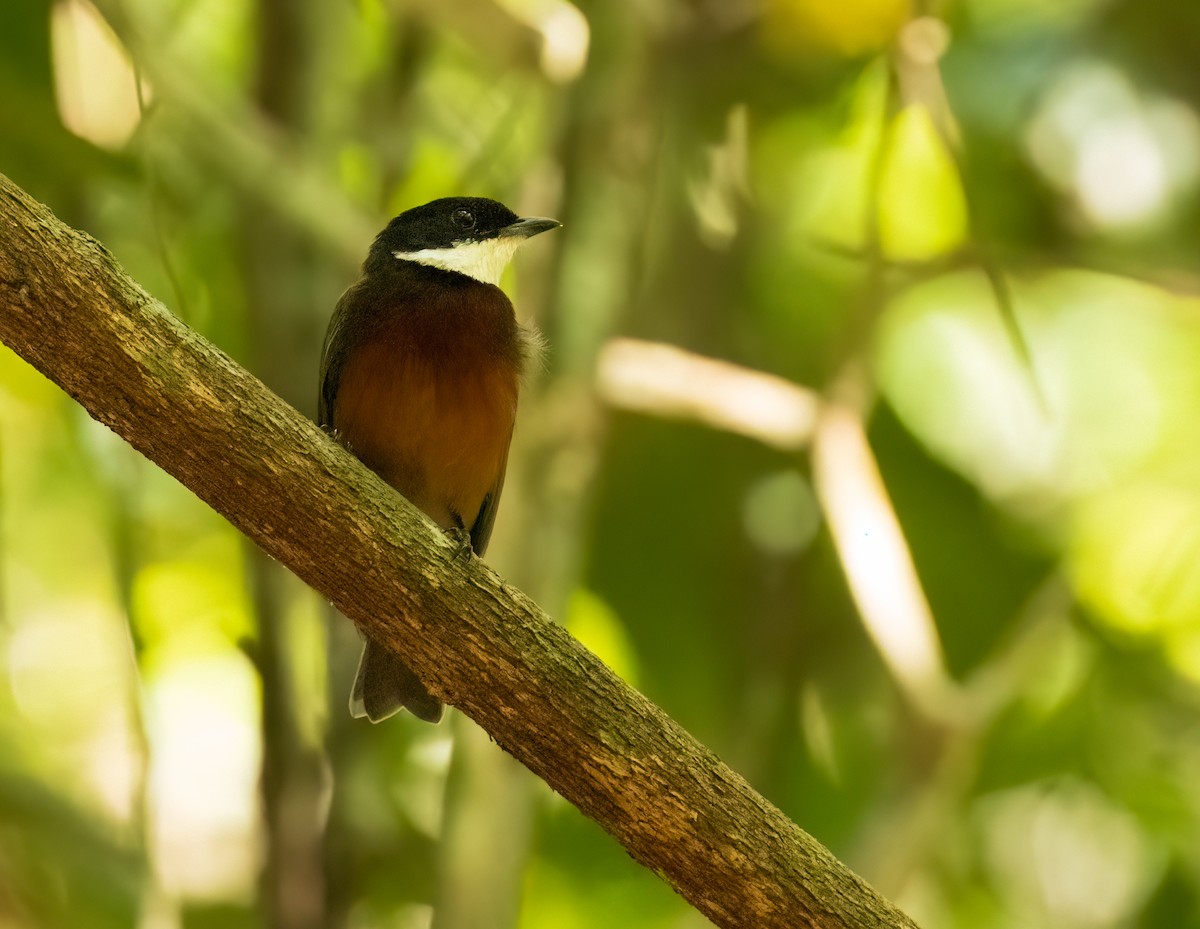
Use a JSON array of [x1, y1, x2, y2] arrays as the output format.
[[446, 526, 473, 563]]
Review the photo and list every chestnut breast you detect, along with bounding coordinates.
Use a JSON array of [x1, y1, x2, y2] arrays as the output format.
[[328, 270, 525, 536]]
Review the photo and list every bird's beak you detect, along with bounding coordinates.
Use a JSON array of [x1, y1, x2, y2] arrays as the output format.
[[500, 216, 562, 239]]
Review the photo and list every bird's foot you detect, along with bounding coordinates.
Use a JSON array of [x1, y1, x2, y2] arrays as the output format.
[[321, 424, 353, 451], [445, 526, 473, 563]]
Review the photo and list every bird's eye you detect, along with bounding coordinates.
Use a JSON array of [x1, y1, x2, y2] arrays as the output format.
[[452, 209, 475, 230]]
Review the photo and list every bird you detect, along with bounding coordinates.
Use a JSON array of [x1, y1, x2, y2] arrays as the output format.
[[318, 196, 560, 723]]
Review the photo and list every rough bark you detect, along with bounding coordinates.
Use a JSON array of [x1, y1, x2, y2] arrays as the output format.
[[0, 172, 921, 929]]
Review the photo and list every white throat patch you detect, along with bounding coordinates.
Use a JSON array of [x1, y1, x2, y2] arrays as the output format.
[[393, 236, 525, 286]]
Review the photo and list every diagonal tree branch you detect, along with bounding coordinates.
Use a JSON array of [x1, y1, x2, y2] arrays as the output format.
[[0, 172, 920, 929]]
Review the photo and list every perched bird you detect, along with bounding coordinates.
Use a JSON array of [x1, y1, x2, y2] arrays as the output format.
[[318, 197, 560, 722]]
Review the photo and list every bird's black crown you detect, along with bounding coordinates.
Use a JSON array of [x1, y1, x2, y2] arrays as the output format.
[[373, 197, 520, 255]]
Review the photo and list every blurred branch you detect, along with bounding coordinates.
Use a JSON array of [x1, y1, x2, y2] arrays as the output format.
[[814, 44, 956, 722], [596, 337, 820, 451], [595, 339, 960, 719], [0, 175, 922, 929], [810, 369, 959, 722], [891, 16, 1046, 410]]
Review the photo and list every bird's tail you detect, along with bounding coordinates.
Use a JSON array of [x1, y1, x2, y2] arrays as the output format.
[[349, 638, 444, 723]]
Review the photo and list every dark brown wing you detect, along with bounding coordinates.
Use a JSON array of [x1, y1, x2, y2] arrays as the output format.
[[318, 279, 367, 430], [468, 434, 511, 556]]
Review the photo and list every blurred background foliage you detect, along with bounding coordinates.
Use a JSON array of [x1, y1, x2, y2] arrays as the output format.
[[2, 0, 1200, 927]]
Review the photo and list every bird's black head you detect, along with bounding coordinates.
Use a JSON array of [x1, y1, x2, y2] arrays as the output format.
[[365, 197, 560, 284], [379, 197, 519, 252]]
